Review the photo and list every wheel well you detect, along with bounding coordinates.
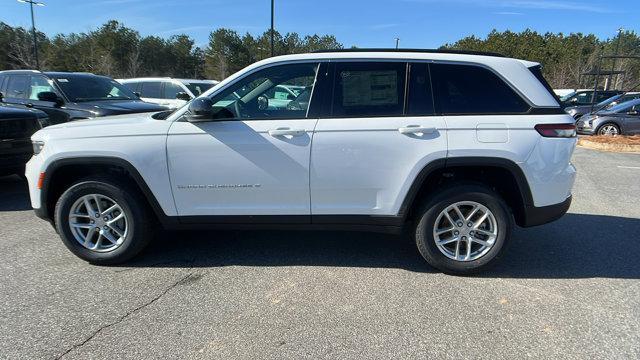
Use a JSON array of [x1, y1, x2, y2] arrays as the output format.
[[407, 165, 529, 226], [44, 162, 151, 222]]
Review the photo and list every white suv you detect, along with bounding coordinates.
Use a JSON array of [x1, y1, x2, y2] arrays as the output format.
[[26, 50, 577, 274]]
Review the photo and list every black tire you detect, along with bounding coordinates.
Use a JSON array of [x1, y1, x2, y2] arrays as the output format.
[[414, 184, 512, 275], [597, 123, 621, 136], [54, 176, 154, 264]]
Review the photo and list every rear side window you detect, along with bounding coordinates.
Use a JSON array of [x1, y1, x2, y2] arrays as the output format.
[[139, 82, 162, 98], [407, 63, 435, 115], [431, 63, 529, 114], [528, 65, 560, 106], [331, 62, 406, 117], [5, 75, 29, 99]]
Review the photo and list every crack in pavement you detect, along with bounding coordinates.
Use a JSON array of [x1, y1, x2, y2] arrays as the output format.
[[54, 272, 196, 360]]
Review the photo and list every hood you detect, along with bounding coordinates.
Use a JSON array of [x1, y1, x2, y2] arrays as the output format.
[[67, 99, 168, 116], [32, 111, 172, 143]]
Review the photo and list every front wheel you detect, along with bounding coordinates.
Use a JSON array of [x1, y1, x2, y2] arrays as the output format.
[[597, 123, 620, 136], [414, 184, 512, 275], [54, 177, 154, 264]]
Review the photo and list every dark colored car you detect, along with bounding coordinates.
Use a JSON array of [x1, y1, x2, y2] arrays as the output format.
[[577, 98, 640, 136], [559, 90, 623, 109], [0, 70, 168, 125], [0, 94, 49, 176], [566, 92, 640, 120]]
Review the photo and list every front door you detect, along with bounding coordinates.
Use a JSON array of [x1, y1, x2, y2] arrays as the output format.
[[167, 62, 322, 220]]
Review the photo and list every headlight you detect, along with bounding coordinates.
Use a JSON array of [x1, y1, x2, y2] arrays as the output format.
[[32, 141, 45, 155]]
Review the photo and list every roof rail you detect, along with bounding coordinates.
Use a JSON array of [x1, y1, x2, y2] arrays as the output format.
[[311, 48, 506, 58]]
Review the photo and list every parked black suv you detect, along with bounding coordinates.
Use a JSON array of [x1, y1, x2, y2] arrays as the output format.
[[559, 89, 623, 109], [0, 94, 49, 176], [0, 70, 168, 124]]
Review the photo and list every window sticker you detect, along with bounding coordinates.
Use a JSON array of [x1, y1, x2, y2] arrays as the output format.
[[342, 70, 398, 106]]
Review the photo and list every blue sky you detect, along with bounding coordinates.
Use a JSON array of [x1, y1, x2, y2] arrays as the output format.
[[2, 0, 637, 48]]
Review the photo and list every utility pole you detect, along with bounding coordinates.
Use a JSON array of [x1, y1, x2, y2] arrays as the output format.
[[17, 0, 45, 70], [394, 37, 400, 49], [270, 0, 275, 57], [607, 27, 624, 90]]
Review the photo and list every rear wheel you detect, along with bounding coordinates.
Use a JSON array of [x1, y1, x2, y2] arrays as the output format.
[[597, 123, 620, 136], [413, 184, 512, 275], [54, 177, 154, 264]]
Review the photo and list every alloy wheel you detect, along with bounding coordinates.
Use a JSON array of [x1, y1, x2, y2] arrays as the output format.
[[433, 201, 498, 261], [68, 194, 128, 252]]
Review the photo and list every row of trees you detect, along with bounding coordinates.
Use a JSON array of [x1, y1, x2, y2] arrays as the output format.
[[443, 29, 640, 89], [0, 20, 341, 81], [1, 21, 639, 88]]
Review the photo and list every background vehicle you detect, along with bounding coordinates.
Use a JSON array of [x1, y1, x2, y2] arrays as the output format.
[[0, 71, 168, 124], [118, 78, 218, 109], [577, 98, 640, 135], [559, 89, 623, 108], [0, 94, 49, 177], [26, 50, 576, 274], [566, 92, 640, 120]]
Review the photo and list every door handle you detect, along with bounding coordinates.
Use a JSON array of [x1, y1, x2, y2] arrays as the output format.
[[398, 125, 436, 135], [268, 128, 306, 137]]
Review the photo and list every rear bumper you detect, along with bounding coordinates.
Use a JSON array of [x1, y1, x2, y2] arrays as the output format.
[[520, 195, 572, 227]]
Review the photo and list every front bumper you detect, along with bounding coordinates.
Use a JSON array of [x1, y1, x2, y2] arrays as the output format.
[[520, 195, 572, 227]]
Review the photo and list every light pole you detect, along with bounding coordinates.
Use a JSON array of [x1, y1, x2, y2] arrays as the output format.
[[270, 0, 275, 57], [17, 0, 45, 69], [394, 37, 400, 49], [608, 27, 624, 90]]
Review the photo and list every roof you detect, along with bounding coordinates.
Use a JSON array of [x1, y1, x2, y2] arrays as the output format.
[[312, 48, 506, 58], [118, 77, 218, 83]]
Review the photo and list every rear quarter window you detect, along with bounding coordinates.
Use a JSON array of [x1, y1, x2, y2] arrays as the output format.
[[430, 63, 529, 115]]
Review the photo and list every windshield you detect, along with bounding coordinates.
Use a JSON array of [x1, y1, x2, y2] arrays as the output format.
[[559, 91, 577, 102], [596, 94, 622, 108], [184, 82, 215, 97], [53, 75, 137, 102], [606, 98, 640, 113]]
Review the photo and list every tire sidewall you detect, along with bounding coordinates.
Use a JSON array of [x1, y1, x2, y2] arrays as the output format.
[[54, 180, 144, 264], [415, 186, 511, 274]]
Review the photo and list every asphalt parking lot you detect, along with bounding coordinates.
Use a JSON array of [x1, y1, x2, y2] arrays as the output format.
[[1, 146, 639, 360]]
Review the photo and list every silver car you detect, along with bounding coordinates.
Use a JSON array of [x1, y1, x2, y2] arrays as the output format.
[[577, 98, 640, 135], [566, 92, 640, 120]]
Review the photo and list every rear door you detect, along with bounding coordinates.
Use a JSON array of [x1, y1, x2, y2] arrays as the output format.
[[3, 75, 29, 106], [310, 61, 447, 219]]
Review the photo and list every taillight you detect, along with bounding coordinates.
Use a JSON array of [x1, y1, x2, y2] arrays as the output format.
[[534, 124, 576, 138]]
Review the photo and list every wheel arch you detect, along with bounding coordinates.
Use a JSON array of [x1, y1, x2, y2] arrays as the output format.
[[399, 157, 534, 227], [40, 157, 171, 225]]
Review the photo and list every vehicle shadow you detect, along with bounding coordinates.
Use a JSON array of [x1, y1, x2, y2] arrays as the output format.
[[0, 175, 31, 211], [125, 213, 640, 279]]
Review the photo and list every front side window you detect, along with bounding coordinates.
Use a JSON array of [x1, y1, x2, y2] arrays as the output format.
[[208, 62, 319, 120], [431, 63, 529, 114], [574, 92, 593, 105], [331, 62, 406, 117], [6, 75, 29, 99], [164, 82, 184, 99], [139, 82, 162, 98], [29, 75, 56, 100], [54, 75, 136, 102]]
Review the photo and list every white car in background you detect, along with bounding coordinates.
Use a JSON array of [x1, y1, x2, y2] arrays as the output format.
[[117, 78, 219, 109]]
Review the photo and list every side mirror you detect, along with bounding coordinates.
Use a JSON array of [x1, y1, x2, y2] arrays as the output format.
[[133, 92, 141, 98], [37, 91, 63, 106], [186, 97, 214, 122], [627, 110, 639, 116], [175, 92, 192, 101], [570, 98, 578, 103], [0, 92, 3, 102]]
